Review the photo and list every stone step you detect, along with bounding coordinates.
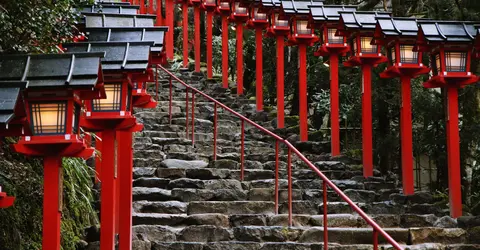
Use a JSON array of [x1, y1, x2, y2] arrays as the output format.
[[187, 201, 275, 215], [131, 177, 397, 203], [134, 137, 272, 148], [88, 240, 480, 250], [131, 211, 452, 228], [153, 167, 369, 183], [131, 224, 470, 245]]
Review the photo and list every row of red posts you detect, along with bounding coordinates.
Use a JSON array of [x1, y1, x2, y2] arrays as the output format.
[[147, 0, 480, 218], [0, 1, 170, 250]]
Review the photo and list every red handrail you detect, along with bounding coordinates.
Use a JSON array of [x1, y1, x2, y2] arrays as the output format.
[[158, 65, 404, 250]]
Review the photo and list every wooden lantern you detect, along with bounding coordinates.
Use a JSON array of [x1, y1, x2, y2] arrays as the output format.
[[416, 20, 479, 218]]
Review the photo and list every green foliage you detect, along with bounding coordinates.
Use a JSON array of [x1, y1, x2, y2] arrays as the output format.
[[61, 158, 98, 249], [0, 0, 94, 53]]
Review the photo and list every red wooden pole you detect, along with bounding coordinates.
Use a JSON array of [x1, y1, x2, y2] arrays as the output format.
[[276, 35, 285, 128], [400, 76, 414, 195], [236, 22, 243, 95], [42, 156, 62, 250], [446, 86, 462, 218], [298, 43, 308, 141], [155, 0, 163, 26], [222, 16, 229, 88], [194, 7, 201, 72], [330, 53, 340, 156], [118, 131, 133, 250], [206, 12, 213, 79], [361, 64, 373, 177], [182, 3, 189, 68], [115, 149, 120, 234], [100, 130, 117, 250], [165, 0, 174, 59], [149, 0, 154, 14], [255, 27, 263, 111], [140, 0, 146, 14], [95, 132, 103, 183]]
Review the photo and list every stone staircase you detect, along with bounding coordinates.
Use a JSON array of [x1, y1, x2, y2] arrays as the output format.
[[99, 69, 480, 249]]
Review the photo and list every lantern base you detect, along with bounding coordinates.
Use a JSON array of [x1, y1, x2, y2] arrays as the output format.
[[133, 92, 157, 108], [131, 70, 154, 83], [343, 55, 388, 67], [423, 74, 478, 89], [175, 0, 192, 6], [189, 0, 201, 6], [229, 15, 249, 23], [201, 5, 216, 12], [286, 34, 318, 46], [380, 65, 430, 79], [0, 192, 15, 208], [314, 44, 350, 57], [246, 20, 268, 29], [12, 134, 94, 158], [265, 27, 290, 38], [215, 8, 231, 17], [150, 54, 167, 65], [80, 114, 140, 132]]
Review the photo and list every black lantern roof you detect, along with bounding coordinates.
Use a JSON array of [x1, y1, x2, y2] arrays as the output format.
[[0, 81, 27, 124], [62, 42, 153, 72], [76, 4, 139, 15], [0, 52, 105, 89], [417, 20, 478, 43], [83, 12, 156, 28], [338, 11, 391, 30], [85, 27, 168, 52], [375, 17, 420, 37], [280, 0, 323, 16], [309, 5, 357, 22]]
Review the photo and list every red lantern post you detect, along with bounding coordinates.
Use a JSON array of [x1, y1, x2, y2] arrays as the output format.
[[165, 0, 175, 59], [309, 5, 357, 156], [338, 11, 390, 177], [178, 0, 191, 68], [63, 42, 144, 250], [373, 17, 430, 195], [202, 0, 218, 79], [0, 53, 106, 250], [216, 0, 231, 88], [155, 0, 164, 26], [191, 0, 202, 72], [246, 4, 269, 110], [417, 20, 479, 218], [264, 3, 290, 128], [229, 0, 249, 95], [80, 71, 141, 250], [76, 26, 168, 249], [280, 0, 322, 141]]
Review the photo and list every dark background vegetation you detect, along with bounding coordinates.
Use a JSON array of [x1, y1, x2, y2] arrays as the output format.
[[1, 0, 480, 249]]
